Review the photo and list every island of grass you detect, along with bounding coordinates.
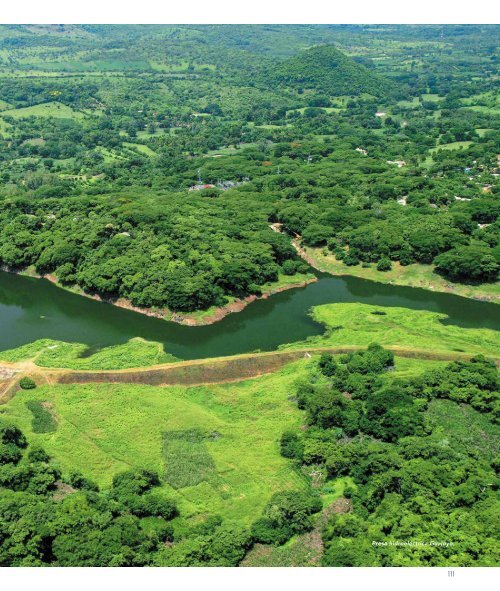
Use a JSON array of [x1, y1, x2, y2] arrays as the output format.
[[277, 303, 500, 360]]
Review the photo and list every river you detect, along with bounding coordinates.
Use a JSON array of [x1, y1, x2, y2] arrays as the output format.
[[0, 270, 498, 360]]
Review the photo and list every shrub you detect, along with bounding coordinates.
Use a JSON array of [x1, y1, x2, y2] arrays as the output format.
[[68, 470, 99, 492], [280, 431, 304, 460], [112, 468, 160, 496], [27, 446, 50, 463], [19, 377, 36, 390], [318, 352, 337, 377], [376, 257, 392, 271], [134, 491, 178, 520], [281, 259, 299, 275], [0, 419, 27, 448], [344, 253, 360, 266], [0, 443, 23, 465], [251, 518, 290, 545]]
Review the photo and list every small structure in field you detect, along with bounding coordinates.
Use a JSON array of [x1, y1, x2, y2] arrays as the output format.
[[189, 183, 217, 191]]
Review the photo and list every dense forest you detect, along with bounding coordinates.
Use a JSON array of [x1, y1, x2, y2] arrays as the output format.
[[280, 347, 499, 566], [0, 24, 498, 312]]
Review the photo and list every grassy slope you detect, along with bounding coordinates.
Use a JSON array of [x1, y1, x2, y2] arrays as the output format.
[[280, 303, 499, 357], [302, 246, 499, 302], [2, 361, 310, 525], [2, 356, 450, 528]]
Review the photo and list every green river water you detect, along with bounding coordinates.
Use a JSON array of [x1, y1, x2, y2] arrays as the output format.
[[0, 270, 498, 360]]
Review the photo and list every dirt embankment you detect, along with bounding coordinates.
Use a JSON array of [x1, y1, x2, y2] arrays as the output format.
[[55, 350, 309, 386], [51, 346, 490, 388], [1, 346, 496, 401]]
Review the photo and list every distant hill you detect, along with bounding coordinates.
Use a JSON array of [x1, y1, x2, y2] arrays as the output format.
[[266, 45, 394, 96]]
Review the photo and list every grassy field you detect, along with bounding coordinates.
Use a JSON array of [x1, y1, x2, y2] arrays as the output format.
[[430, 140, 474, 153], [285, 107, 342, 116], [0, 337, 178, 369], [0, 101, 85, 120], [1, 354, 455, 529], [280, 303, 500, 358], [421, 93, 443, 102], [123, 142, 157, 157], [302, 246, 499, 302], [2, 360, 311, 524]]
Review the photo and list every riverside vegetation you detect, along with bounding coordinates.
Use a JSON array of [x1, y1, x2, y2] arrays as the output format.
[[0, 24, 499, 568], [0, 25, 498, 315]]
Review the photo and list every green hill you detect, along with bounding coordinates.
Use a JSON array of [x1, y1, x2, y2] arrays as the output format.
[[268, 44, 393, 96]]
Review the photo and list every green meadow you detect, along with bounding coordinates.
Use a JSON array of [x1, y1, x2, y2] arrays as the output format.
[[0, 101, 85, 120], [280, 303, 500, 358], [430, 140, 474, 153], [2, 360, 311, 525], [4, 342, 491, 558], [0, 337, 178, 369]]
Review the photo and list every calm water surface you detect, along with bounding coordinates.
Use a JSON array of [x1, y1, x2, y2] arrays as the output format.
[[0, 270, 498, 360]]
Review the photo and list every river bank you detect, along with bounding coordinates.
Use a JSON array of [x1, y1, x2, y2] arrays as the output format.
[[4, 265, 317, 326], [268, 222, 500, 304], [294, 243, 499, 303]]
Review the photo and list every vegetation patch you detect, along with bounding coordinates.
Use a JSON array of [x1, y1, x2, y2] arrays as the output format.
[[19, 377, 36, 390], [426, 399, 499, 461], [25, 400, 58, 433], [0, 338, 178, 369], [281, 303, 500, 358], [162, 429, 216, 489], [1, 101, 84, 120]]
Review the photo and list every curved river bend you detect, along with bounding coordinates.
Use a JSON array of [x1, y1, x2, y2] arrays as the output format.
[[0, 270, 498, 360]]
